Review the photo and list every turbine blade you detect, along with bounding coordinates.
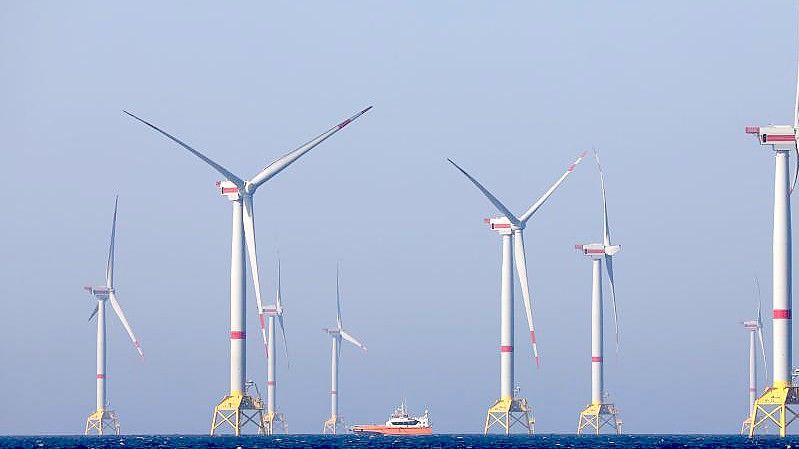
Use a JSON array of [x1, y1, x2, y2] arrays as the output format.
[[447, 158, 520, 226], [756, 275, 768, 378], [519, 151, 587, 223], [793, 51, 799, 194], [108, 291, 144, 358], [340, 329, 367, 351], [604, 255, 620, 350], [336, 267, 342, 329], [278, 313, 289, 368], [758, 326, 768, 379], [242, 195, 270, 360], [88, 304, 99, 322], [106, 196, 118, 288], [123, 111, 244, 186], [276, 259, 289, 367], [794, 49, 799, 129], [513, 230, 540, 368], [249, 106, 373, 189], [595, 150, 612, 246]]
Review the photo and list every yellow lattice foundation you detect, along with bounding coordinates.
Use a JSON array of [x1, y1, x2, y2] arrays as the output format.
[[576, 403, 622, 435], [748, 384, 799, 437], [323, 415, 345, 434], [741, 416, 753, 435], [262, 411, 288, 435], [483, 397, 534, 435], [84, 408, 120, 435], [210, 392, 265, 436]]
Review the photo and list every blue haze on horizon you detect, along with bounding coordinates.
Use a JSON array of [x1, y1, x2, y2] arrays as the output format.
[[0, 0, 795, 435]]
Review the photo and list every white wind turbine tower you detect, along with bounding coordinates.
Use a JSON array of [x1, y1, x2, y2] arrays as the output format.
[[322, 269, 367, 434], [125, 107, 371, 435], [574, 151, 622, 435], [83, 197, 144, 435], [741, 282, 768, 435], [448, 152, 587, 435], [262, 259, 289, 434], [744, 30, 799, 436]]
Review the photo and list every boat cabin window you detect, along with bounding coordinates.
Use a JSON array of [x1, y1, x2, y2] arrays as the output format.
[[391, 420, 419, 426]]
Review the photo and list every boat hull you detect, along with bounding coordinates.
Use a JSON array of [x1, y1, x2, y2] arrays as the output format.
[[350, 425, 432, 435]]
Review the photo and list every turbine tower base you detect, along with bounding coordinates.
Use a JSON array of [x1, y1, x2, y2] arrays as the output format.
[[210, 392, 266, 436], [322, 415, 345, 434], [748, 385, 799, 437], [262, 411, 288, 435], [483, 397, 534, 435], [576, 403, 622, 435], [84, 409, 120, 435]]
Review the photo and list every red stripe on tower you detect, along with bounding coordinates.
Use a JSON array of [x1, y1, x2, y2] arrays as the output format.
[[96, 374, 105, 379], [592, 356, 602, 362], [331, 390, 338, 394], [774, 309, 792, 319], [500, 345, 513, 353], [267, 381, 275, 386], [230, 331, 247, 339]]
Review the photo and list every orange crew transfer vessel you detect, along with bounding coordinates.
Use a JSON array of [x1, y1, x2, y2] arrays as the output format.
[[350, 401, 432, 435]]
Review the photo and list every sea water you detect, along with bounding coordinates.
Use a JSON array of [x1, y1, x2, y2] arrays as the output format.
[[2, 435, 799, 449]]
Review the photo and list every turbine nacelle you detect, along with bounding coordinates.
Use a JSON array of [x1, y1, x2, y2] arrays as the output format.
[[742, 319, 761, 331], [575, 243, 621, 259], [746, 125, 797, 150], [216, 180, 241, 200], [264, 305, 280, 317], [85, 286, 112, 300], [323, 328, 342, 337], [484, 217, 518, 235]]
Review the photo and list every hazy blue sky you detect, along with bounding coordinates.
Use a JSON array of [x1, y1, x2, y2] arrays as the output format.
[[0, 0, 796, 435]]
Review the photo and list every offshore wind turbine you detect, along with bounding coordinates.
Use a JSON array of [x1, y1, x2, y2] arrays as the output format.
[[741, 285, 768, 435], [125, 107, 371, 435], [83, 197, 144, 435], [574, 151, 622, 435], [448, 152, 586, 434], [744, 35, 799, 436], [322, 269, 367, 434], [262, 259, 289, 434]]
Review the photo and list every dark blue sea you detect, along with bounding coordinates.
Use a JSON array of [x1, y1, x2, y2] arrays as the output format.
[[2, 435, 799, 449]]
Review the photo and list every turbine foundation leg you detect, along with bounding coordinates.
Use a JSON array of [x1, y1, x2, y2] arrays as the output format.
[[576, 403, 622, 435], [262, 411, 288, 435], [84, 409, 120, 435], [483, 397, 534, 435], [209, 392, 265, 436], [323, 415, 346, 434]]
